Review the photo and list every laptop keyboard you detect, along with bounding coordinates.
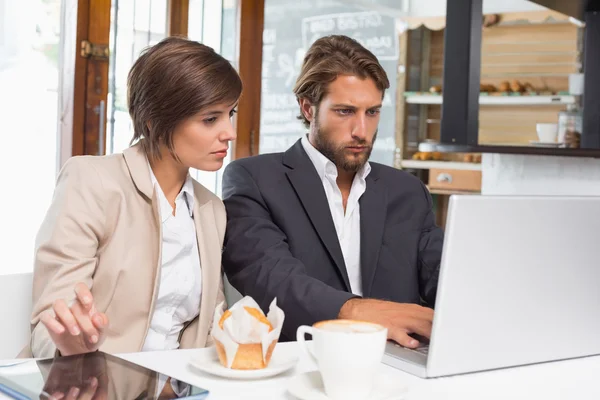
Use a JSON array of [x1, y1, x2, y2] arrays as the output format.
[[392, 342, 430, 356]]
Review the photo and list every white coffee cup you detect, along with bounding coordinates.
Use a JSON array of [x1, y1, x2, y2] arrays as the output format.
[[296, 320, 387, 400], [536, 123, 558, 143], [569, 73, 584, 96]]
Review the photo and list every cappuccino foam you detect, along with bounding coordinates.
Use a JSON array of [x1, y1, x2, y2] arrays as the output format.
[[315, 320, 384, 333]]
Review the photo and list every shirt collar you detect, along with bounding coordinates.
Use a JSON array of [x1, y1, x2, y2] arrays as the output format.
[[148, 160, 195, 221], [301, 134, 371, 181], [180, 174, 195, 215]]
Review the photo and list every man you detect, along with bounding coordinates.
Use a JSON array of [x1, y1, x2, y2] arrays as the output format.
[[222, 35, 443, 348]]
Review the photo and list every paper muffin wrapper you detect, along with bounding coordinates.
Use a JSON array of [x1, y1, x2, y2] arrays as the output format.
[[211, 296, 284, 368]]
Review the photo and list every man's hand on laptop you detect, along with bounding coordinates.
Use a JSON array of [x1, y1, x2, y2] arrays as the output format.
[[338, 298, 433, 349]]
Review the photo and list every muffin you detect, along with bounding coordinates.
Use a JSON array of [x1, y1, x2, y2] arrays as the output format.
[[211, 297, 284, 370]]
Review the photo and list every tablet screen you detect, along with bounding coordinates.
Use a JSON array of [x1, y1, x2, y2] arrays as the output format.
[[0, 351, 209, 399]]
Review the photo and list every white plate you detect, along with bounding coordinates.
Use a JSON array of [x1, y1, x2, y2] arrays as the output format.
[[529, 140, 561, 148], [287, 371, 408, 400], [189, 347, 298, 380]]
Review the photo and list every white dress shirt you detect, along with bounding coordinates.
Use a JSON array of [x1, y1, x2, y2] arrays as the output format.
[[142, 166, 203, 352], [301, 135, 371, 296]]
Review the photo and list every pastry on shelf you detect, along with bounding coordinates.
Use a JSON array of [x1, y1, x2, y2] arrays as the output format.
[[480, 83, 497, 93], [412, 152, 432, 161], [411, 151, 444, 161], [482, 14, 501, 28], [523, 82, 536, 93], [498, 81, 511, 92], [429, 84, 442, 94], [462, 154, 482, 163], [510, 80, 524, 93]]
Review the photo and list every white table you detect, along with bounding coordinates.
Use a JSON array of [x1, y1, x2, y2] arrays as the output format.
[[2, 343, 599, 399], [117, 342, 600, 400]]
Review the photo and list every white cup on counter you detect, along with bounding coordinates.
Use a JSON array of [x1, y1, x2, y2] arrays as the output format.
[[569, 73, 584, 96], [536, 123, 558, 143], [296, 319, 387, 400]]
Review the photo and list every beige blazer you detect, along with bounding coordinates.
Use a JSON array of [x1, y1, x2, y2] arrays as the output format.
[[19, 143, 226, 358]]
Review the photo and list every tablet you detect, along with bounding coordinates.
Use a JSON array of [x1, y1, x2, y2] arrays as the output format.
[[0, 351, 209, 399]]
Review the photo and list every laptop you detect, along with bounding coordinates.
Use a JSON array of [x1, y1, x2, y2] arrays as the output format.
[[383, 195, 600, 378], [0, 351, 209, 399]]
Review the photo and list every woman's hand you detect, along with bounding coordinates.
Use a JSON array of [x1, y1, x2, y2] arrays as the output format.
[[40, 283, 109, 356]]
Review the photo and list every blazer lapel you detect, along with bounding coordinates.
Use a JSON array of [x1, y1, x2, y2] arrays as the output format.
[[191, 197, 221, 347], [123, 142, 154, 200], [122, 142, 163, 351], [283, 141, 351, 291], [144, 189, 163, 345], [360, 172, 387, 297]]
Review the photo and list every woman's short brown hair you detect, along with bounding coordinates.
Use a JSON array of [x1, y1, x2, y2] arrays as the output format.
[[128, 36, 242, 160], [293, 35, 389, 128]]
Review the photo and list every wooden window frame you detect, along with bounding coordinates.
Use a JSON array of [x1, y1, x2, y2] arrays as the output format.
[[168, 0, 190, 37], [63, 0, 111, 161], [165, 0, 267, 161], [233, 0, 264, 160], [65, 0, 264, 162]]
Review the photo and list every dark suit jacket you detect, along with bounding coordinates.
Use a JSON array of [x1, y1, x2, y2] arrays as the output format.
[[222, 140, 443, 341]]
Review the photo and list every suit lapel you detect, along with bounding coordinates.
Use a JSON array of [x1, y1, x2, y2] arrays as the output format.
[[284, 141, 351, 291], [360, 172, 387, 297]]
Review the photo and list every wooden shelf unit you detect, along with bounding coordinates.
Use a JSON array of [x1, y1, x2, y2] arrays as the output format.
[[404, 94, 576, 106], [395, 10, 583, 228], [401, 160, 482, 171]]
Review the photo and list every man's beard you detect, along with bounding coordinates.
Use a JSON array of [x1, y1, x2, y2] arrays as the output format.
[[312, 115, 377, 173]]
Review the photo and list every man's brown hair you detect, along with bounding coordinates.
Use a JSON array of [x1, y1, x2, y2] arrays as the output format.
[[128, 36, 242, 160], [293, 35, 390, 128]]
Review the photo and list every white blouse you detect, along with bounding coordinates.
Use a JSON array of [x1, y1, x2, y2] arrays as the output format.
[[142, 167, 203, 352]]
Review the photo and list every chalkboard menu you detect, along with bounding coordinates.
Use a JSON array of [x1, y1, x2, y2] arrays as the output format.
[[259, 0, 399, 166]]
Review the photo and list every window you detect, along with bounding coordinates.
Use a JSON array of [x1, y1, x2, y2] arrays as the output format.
[[259, 0, 401, 167], [188, 0, 239, 197], [0, 0, 63, 274], [105, 0, 239, 197], [106, 0, 169, 155]]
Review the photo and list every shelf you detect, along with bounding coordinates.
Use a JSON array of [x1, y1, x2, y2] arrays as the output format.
[[426, 186, 481, 196], [404, 94, 576, 106], [426, 143, 600, 158], [528, 0, 594, 21], [401, 160, 482, 171]]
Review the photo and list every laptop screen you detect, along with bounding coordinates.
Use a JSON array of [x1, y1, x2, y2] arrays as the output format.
[[0, 351, 209, 399]]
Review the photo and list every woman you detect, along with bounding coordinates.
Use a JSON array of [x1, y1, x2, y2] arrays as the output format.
[[20, 36, 241, 358]]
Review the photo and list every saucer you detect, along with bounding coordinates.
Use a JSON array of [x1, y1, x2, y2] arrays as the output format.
[[189, 347, 298, 380], [287, 371, 407, 400], [529, 140, 560, 148]]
